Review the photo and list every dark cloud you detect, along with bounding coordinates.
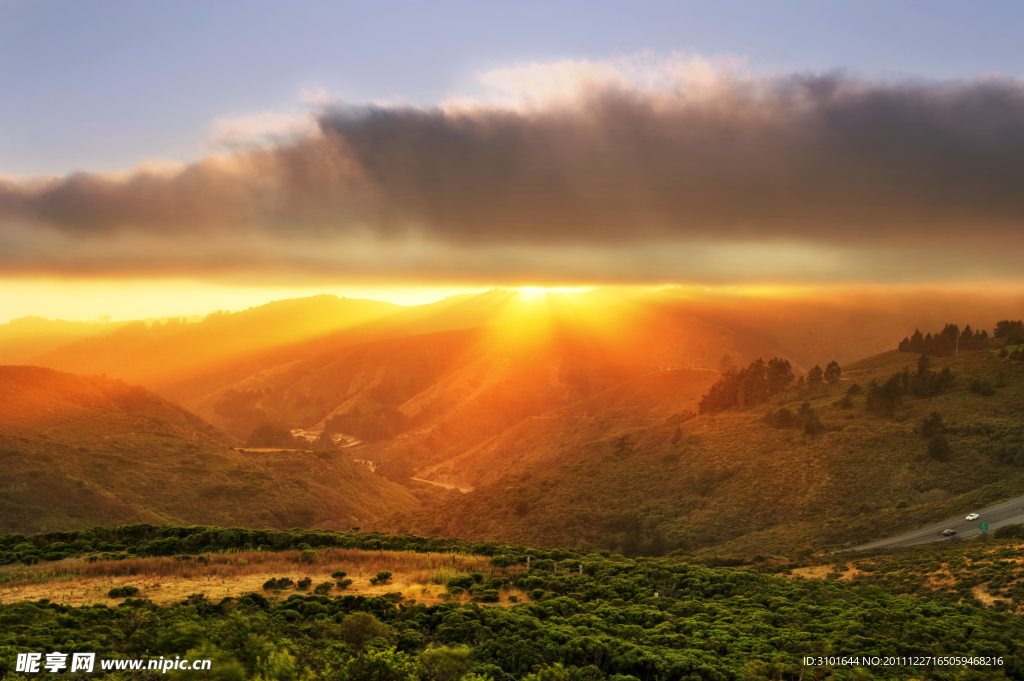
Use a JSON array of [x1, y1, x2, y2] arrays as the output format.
[[2, 73, 1024, 281], [320, 76, 1024, 244]]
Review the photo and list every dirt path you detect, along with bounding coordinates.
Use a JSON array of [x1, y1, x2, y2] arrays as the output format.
[[411, 477, 473, 493]]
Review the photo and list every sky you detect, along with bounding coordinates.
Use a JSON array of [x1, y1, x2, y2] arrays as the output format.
[[2, 0, 1024, 322]]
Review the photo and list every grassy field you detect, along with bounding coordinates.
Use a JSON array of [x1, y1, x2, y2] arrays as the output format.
[[0, 547, 528, 608]]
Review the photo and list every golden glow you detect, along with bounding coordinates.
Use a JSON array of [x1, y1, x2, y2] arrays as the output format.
[[515, 286, 594, 302], [0, 278, 489, 323]]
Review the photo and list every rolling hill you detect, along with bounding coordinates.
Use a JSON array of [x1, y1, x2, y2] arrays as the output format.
[[8, 292, 1024, 562], [390, 340, 1024, 557], [0, 366, 418, 534]]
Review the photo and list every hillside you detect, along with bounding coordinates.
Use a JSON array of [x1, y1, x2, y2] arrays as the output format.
[[22, 288, 1017, 425], [25, 295, 400, 402], [0, 316, 130, 365], [0, 366, 418, 534], [390, 340, 1024, 557], [180, 303, 743, 460]]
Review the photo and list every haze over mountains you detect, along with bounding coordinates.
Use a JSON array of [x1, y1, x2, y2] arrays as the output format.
[[2, 288, 1022, 555], [0, 365, 416, 535]]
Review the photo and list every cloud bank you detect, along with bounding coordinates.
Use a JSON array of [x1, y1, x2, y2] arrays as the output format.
[[3, 56, 1024, 284]]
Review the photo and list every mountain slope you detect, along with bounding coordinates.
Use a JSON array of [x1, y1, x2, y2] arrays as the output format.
[[0, 366, 417, 534], [26, 295, 400, 401], [390, 343, 1024, 556]]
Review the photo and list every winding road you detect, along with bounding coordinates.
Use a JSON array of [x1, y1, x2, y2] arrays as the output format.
[[846, 494, 1024, 552]]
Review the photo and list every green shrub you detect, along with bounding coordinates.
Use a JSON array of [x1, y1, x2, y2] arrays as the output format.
[[928, 434, 952, 461], [263, 577, 294, 590], [969, 379, 996, 396], [447, 575, 475, 590], [108, 585, 140, 598], [476, 589, 500, 602]]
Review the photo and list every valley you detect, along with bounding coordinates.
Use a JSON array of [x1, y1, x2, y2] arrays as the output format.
[[2, 293, 1023, 560]]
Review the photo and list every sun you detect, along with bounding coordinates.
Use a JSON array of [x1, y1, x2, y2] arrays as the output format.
[[515, 286, 590, 301]]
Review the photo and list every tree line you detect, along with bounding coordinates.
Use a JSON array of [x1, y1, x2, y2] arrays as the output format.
[[897, 319, 1024, 356], [699, 357, 841, 414]]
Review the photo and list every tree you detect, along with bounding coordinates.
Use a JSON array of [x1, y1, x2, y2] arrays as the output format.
[[866, 374, 906, 415], [246, 423, 306, 449], [928, 434, 951, 461], [910, 328, 924, 351], [960, 324, 974, 345], [419, 645, 473, 681], [699, 357, 794, 413], [993, 319, 1024, 339], [1007, 333, 1024, 348], [807, 365, 824, 388], [917, 354, 931, 375], [921, 412, 945, 438], [824, 360, 841, 386], [718, 354, 736, 374], [767, 358, 794, 395]]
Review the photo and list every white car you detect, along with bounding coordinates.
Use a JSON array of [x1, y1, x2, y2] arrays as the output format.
[[966, 513, 979, 521]]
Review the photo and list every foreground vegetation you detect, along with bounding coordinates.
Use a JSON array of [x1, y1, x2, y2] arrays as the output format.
[[2, 526, 1024, 679]]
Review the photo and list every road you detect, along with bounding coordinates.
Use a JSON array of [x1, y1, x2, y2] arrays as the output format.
[[411, 477, 473, 493], [845, 494, 1024, 552]]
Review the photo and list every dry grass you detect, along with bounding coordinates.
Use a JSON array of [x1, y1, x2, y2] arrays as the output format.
[[788, 562, 863, 582], [0, 549, 529, 608]]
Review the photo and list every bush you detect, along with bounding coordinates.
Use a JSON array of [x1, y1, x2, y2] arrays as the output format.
[[331, 570, 347, 579], [313, 582, 333, 595], [969, 379, 996, 396], [804, 415, 825, 436], [108, 586, 140, 598], [375, 571, 392, 585], [300, 549, 317, 563], [296, 577, 312, 590], [336, 578, 353, 589], [476, 589, 500, 602], [447, 575, 475, 590], [921, 412, 945, 438], [928, 434, 952, 461], [263, 577, 294, 591], [764, 407, 798, 429], [994, 523, 1024, 539]]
